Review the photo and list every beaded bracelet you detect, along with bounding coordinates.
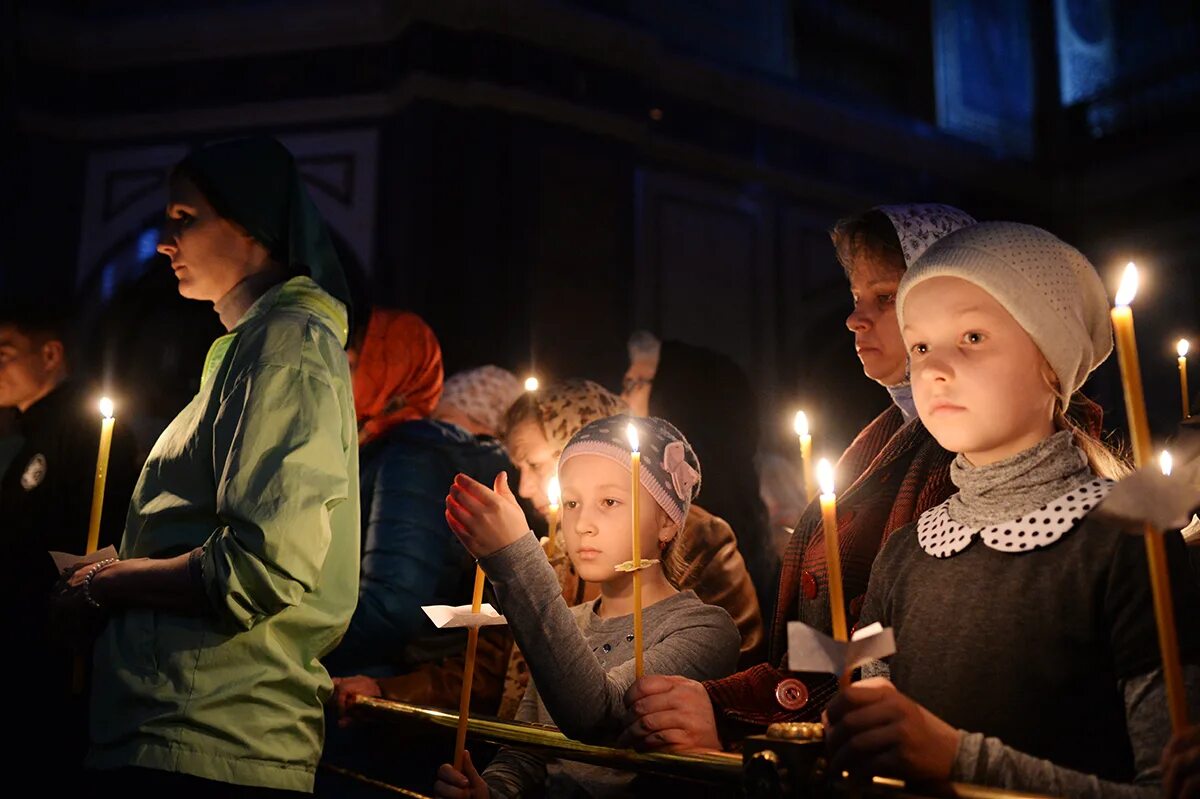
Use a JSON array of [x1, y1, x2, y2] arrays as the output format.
[[82, 558, 119, 609]]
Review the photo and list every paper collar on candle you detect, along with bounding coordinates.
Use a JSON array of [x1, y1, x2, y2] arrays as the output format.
[[1183, 515, 1200, 544], [1090, 441, 1200, 533], [788, 620, 896, 675], [917, 479, 1115, 558], [421, 603, 507, 629]]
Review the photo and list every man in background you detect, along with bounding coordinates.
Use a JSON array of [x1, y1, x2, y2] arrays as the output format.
[[0, 301, 140, 781]]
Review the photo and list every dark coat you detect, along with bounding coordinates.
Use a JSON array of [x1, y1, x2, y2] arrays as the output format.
[[326, 419, 514, 675]]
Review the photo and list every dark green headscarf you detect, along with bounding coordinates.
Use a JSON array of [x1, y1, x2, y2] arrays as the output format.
[[174, 136, 353, 320]]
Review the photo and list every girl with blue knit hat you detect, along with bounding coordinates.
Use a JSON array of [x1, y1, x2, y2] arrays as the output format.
[[825, 222, 1200, 796], [438, 415, 739, 797]]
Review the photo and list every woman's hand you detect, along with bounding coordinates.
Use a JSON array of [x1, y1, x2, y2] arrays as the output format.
[[1163, 725, 1200, 799], [53, 549, 216, 632], [49, 559, 121, 646], [619, 675, 723, 752], [330, 675, 383, 728], [825, 677, 960, 781], [434, 750, 490, 798], [445, 472, 530, 558]]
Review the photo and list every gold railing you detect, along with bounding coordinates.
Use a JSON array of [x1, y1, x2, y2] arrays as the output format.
[[352, 696, 1056, 798], [351, 696, 742, 784]]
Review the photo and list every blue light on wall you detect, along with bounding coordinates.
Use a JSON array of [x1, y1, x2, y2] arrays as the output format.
[[932, 0, 1034, 159], [101, 262, 118, 302], [1056, 0, 1115, 106], [137, 226, 159, 263]]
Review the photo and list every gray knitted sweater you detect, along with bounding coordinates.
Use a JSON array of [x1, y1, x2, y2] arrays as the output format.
[[479, 533, 740, 797]]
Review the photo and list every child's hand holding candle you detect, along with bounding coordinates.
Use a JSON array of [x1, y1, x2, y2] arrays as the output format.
[[435, 750, 490, 799]]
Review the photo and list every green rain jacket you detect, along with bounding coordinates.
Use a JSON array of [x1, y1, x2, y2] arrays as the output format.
[[88, 276, 360, 792]]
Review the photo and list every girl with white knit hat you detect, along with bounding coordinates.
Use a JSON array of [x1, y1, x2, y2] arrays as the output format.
[[825, 222, 1200, 796]]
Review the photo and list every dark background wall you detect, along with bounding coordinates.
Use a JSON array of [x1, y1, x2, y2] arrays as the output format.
[[2, 0, 1197, 457]]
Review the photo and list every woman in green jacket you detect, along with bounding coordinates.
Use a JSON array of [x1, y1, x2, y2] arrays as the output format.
[[59, 137, 360, 796]]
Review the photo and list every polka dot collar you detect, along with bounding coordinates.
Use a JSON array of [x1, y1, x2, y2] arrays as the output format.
[[917, 478, 1115, 559]]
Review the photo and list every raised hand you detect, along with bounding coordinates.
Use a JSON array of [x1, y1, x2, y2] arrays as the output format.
[[445, 471, 531, 558]]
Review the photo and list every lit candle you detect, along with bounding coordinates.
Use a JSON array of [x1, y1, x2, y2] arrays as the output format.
[[627, 422, 645, 678], [453, 563, 487, 770], [1111, 265, 1153, 457], [817, 458, 847, 643], [794, 410, 815, 502], [1178, 339, 1190, 420], [546, 475, 561, 558], [85, 397, 115, 554], [1110, 264, 1188, 734], [524, 376, 539, 392]]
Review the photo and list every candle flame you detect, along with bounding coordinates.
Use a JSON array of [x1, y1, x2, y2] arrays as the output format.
[[817, 458, 835, 496], [1160, 450, 1173, 477], [793, 410, 809, 438], [524, 376, 539, 392], [547, 475, 561, 509], [1179, 339, 1190, 358], [626, 422, 640, 454], [1114, 262, 1139, 307], [98, 397, 114, 420]]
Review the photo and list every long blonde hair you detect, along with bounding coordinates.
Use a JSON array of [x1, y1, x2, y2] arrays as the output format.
[[1054, 400, 1131, 480], [1039, 354, 1130, 480]]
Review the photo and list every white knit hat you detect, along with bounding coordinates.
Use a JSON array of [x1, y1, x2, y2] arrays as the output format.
[[896, 221, 1113, 401]]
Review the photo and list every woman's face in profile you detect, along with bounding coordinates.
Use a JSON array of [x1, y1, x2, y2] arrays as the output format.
[[845, 253, 908, 387], [505, 419, 558, 518], [157, 175, 268, 304]]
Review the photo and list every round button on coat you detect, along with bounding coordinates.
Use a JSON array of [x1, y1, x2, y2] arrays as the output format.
[[774, 678, 809, 711]]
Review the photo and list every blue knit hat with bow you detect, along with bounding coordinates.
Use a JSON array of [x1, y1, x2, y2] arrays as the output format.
[[559, 414, 701, 527]]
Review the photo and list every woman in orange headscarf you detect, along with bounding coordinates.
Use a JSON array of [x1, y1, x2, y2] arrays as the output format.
[[352, 309, 444, 445], [319, 309, 518, 791]]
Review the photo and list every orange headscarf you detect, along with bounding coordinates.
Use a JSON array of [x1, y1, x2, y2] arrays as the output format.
[[353, 309, 444, 445]]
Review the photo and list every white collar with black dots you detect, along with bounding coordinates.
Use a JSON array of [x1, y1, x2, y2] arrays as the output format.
[[917, 478, 1115, 559]]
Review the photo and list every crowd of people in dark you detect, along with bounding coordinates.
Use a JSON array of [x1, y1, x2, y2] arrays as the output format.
[[3, 136, 1198, 799]]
